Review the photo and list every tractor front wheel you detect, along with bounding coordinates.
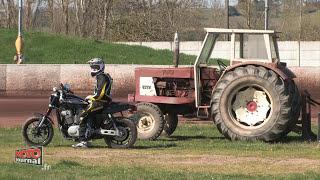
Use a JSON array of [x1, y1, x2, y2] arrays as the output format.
[[133, 103, 164, 140], [211, 65, 300, 141]]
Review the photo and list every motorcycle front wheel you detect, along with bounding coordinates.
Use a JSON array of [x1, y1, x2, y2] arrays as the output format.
[[104, 117, 137, 148], [22, 116, 54, 146]]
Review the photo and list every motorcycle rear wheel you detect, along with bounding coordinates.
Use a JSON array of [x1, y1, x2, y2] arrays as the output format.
[[104, 118, 137, 148]]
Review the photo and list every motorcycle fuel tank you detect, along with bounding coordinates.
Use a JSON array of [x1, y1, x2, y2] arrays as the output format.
[[64, 95, 88, 106]]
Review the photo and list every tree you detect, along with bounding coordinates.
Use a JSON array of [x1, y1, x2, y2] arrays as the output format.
[[102, 0, 113, 39], [48, 0, 54, 31], [62, 0, 69, 34]]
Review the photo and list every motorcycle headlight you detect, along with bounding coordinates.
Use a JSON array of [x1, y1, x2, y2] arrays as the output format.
[[49, 93, 58, 104]]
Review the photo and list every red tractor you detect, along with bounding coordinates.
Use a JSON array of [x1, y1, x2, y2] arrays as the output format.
[[128, 28, 301, 141]]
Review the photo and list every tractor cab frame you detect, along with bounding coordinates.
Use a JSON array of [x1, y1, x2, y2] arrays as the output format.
[[194, 28, 281, 108]]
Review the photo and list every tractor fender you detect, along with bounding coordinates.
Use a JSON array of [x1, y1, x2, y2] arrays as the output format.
[[225, 61, 296, 80], [32, 113, 54, 125], [210, 61, 297, 107]]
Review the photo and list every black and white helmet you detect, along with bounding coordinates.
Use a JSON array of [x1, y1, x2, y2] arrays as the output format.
[[87, 58, 105, 77]]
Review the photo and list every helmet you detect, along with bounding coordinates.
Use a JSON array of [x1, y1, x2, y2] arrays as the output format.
[[87, 58, 105, 77]]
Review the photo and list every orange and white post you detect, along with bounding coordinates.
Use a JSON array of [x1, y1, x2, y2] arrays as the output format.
[[14, 0, 24, 64]]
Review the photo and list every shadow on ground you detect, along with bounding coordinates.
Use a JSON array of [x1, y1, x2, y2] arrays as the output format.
[[162, 135, 226, 142], [53, 142, 178, 149], [276, 133, 318, 144]]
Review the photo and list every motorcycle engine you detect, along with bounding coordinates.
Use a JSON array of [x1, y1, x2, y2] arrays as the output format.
[[61, 110, 81, 125], [61, 110, 74, 125], [67, 125, 79, 137]]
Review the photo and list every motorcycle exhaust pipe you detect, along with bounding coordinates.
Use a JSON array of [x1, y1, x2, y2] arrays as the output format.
[[99, 129, 120, 136]]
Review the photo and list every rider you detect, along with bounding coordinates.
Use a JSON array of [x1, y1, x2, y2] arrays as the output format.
[[72, 58, 113, 148]]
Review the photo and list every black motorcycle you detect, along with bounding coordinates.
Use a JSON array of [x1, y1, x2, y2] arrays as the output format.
[[22, 83, 137, 148]]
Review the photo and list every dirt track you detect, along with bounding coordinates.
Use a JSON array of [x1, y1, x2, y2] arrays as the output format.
[[0, 97, 48, 127], [0, 97, 319, 128], [0, 97, 131, 128], [0, 97, 213, 128]]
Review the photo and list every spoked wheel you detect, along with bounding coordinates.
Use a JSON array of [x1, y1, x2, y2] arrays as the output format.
[[22, 116, 54, 146], [104, 118, 137, 148]]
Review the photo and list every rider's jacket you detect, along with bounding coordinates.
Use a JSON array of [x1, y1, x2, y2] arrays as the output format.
[[92, 73, 113, 101]]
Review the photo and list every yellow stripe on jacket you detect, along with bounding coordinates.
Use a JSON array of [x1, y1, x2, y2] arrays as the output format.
[[96, 82, 107, 100]]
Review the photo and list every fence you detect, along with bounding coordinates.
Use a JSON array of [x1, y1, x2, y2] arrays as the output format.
[[118, 41, 320, 67]]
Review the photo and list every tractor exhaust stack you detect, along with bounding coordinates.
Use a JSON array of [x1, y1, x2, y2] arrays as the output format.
[[173, 32, 180, 67]]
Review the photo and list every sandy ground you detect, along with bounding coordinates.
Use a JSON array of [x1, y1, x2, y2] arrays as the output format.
[[0, 97, 213, 128], [42, 148, 320, 175], [0, 97, 124, 128], [0, 97, 319, 128], [0, 97, 48, 128]]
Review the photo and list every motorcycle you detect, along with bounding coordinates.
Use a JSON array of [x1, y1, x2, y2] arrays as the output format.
[[22, 83, 137, 148]]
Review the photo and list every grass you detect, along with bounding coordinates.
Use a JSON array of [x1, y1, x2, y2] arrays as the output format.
[[1, 124, 320, 179], [0, 28, 199, 65], [0, 162, 261, 180], [0, 28, 229, 65], [1, 162, 319, 180]]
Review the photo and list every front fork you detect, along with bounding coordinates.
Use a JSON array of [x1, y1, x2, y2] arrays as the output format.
[[37, 108, 53, 128]]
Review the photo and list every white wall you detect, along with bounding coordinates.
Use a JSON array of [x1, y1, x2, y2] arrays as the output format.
[[1, 65, 320, 99], [118, 41, 320, 67]]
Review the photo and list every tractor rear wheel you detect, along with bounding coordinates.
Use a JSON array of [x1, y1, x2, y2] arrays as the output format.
[[133, 103, 164, 140], [163, 113, 178, 137], [285, 80, 301, 134], [211, 65, 300, 141]]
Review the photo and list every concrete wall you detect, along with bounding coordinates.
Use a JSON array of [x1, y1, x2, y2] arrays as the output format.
[[290, 67, 320, 99], [118, 41, 320, 67], [0, 64, 166, 98], [0, 65, 320, 101]]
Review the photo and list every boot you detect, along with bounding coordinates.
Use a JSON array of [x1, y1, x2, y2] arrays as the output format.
[[72, 141, 92, 148]]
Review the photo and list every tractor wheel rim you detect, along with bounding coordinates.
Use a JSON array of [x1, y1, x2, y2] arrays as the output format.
[[230, 86, 272, 128], [137, 113, 155, 132]]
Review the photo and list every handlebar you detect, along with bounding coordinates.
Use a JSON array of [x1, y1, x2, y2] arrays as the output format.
[[57, 83, 74, 94]]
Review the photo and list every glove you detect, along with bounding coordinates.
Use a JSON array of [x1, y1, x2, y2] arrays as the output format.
[[85, 95, 95, 102]]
